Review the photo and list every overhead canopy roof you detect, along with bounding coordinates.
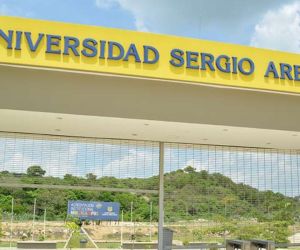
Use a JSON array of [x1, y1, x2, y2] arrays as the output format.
[[1, 64, 300, 150], [0, 17, 300, 149]]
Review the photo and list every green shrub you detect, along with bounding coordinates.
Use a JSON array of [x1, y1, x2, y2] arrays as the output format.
[[235, 221, 290, 243], [182, 240, 189, 246]]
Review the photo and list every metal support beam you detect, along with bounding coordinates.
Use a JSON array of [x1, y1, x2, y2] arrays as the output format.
[[0, 182, 158, 194], [158, 142, 164, 250]]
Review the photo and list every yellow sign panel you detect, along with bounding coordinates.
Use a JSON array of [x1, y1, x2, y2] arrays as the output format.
[[1, 16, 300, 94]]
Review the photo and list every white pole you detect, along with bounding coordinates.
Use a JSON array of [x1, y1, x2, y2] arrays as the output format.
[[43, 209, 46, 240], [121, 210, 123, 245], [81, 227, 99, 249], [130, 201, 133, 240], [149, 202, 153, 242], [63, 230, 74, 249], [32, 198, 36, 241], [9, 197, 14, 248], [133, 220, 136, 244], [158, 142, 164, 250], [130, 201, 133, 223]]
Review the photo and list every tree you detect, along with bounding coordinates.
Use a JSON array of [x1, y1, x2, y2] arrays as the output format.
[[64, 174, 74, 180], [27, 166, 46, 177], [86, 173, 97, 181], [183, 166, 196, 174]]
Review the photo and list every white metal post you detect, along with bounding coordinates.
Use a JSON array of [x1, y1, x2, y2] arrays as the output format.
[[121, 210, 123, 245], [32, 198, 36, 241], [149, 201, 152, 242], [43, 209, 46, 240], [130, 201, 133, 241], [9, 197, 14, 248], [158, 142, 164, 250], [130, 201, 133, 223]]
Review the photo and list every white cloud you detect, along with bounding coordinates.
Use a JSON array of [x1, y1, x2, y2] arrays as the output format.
[[94, 0, 295, 43], [95, 0, 117, 9], [2, 151, 76, 178], [0, 138, 80, 178], [134, 18, 148, 32], [95, 149, 158, 178], [3, 153, 35, 173], [251, 1, 300, 53]]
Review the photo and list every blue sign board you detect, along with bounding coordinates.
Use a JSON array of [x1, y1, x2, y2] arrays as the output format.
[[67, 200, 120, 221]]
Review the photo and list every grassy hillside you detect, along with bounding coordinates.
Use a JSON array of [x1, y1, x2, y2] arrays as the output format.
[[0, 166, 298, 224]]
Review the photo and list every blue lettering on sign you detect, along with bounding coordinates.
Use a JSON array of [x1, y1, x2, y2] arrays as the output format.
[[169, 49, 255, 75], [67, 200, 120, 221], [25, 32, 44, 52], [200, 53, 215, 71], [0, 29, 13, 49], [143, 45, 159, 64], [238, 58, 255, 75], [15, 31, 22, 50], [64, 36, 80, 56], [124, 43, 141, 62], [265, 61, 279, 78], [108, 41, 124, 60], [186, 51, 199, 69], [1, 29, 300, 81], [82, 38, 98, 57], [46, 34, 61, 54], [170, 48, 184, 67], [216, 55, 231, 73], [264, 61, 300, 81]]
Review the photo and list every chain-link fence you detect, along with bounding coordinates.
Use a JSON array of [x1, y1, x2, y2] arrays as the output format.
[[0, 132, 300, 248]]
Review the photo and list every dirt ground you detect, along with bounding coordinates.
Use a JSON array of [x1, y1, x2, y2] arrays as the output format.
[[1, 220, 157, 242]]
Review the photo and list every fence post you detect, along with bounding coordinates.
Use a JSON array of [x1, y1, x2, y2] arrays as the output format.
[[158, 142, 164, 250]]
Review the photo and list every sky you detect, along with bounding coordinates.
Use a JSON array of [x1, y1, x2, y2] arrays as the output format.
[[1, 1, 300, 197], [0, 0, 300, 53], [0, 134, 299, 197]]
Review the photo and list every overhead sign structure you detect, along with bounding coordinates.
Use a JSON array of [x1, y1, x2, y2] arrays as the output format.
[[1, 16, 300, 94], [67, 200, 120, 221]]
